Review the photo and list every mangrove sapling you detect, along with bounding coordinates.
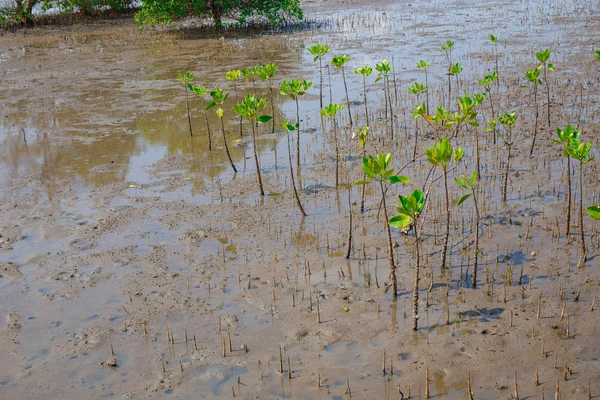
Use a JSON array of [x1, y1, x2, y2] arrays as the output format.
[[478, 71, 498, 143], [425, 138, 464, 271], [206, 87, 237, 173], [321, 103, 345, 187], [408, 82, 428, 158], [242, 67, 258, 93], [490, 34, 500, 91], [499, 111, 518, 203], [308, 44, 331, 111], [331, 55, 353, 129], [441, 40, 455, 106], [178, 72, 195, 137], [189, 84, 213, 150], [280, 79, 312, 179], [388, 189, 425, 330], [455, 171, 481, 288], [536, 49, 555, 129], [233, 94, 273, 195], [282, 121, 306, 216], [354, 153, 410, 296], [225, 69, 243, 137], [447, 62, 463, 102], [553, 124, 581, 237], [354, 65, 373, 127], [525, 67, 542, 156], [455, 92, 483, 175], [565, 138, 595, 266], [352, 126, 369, 213], [257, 64, 278, 133], [375, 59, 394, 138], [416, 60, 431, 112]]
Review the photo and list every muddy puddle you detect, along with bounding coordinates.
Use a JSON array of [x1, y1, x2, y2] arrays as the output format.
[[1, 0, 600, 398]]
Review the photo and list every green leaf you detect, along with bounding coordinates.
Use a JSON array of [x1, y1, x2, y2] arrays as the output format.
[[388, 214, 412, 229], [205, 101, 216, 110], [216, 108, 224, 118], [257, 115, 273, 124], [587, 205, 600, 220], [456, 193, 472, 207], [454, 177, 469, 189], [353, 180, 371, 186]]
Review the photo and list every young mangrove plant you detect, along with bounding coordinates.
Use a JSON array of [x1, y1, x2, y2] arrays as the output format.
[[426, 138, 464, 271], [565, 138, 594, 266], [524, 66, 542, 156], [408, 82, 428, 157], [321, 103, 345, 187], [352, 126, 369, 213], [447, 62, 463, 101], [455, 171, 480, 288], [233, 94, 273, 195], [257, 64, 278, 133], [178, 72, 195, 137], [242, 66, 259, 93], [354, 65, 373, 127], [441, 40, 455, 106], [536, 49, 555, 129], [499, 111, 518, 203], [308, 44, 331, 110], [280, 79, 313, 178], [478, 71, 498, 143], [355, 153, 410, 296], [225, 69, 243, 137], [389, 189, 425, 330], [416, 60, 431, 112], [206, 87, 237, 173], [282, 120, 307, 216], [331, 54, 353, 129], [490, 34, 499, 91], [189, 85, 213, 150], [455, 92, 483, 175], [553, 124, 580, 237], [375, 59, 394, 138]]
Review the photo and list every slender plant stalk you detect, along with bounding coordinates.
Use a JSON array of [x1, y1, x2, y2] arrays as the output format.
[[286, 129, 306, 216], [202, 102, 212, 151], [184, 85, 193, 137], [472, 189, 480, 288], [295, 99, 302, 179], [566, 156, 572, 236], [219, 116, 237, 173], [412, 221, 420, 330], [380, 181, 397, 296], [441, 168, 450, 270], [251, 118, 264, 195], [579, 162, 586, 264], [341, 66, 353, 129], [346, 184, 352, 259], [362, 75, 369, 127], [529, 82, 539, 156]]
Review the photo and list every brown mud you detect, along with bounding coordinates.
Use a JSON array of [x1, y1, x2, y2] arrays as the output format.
[[1, 0, 600, 398]]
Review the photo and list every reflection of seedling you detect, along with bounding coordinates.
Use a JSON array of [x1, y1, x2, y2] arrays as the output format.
[[308, 44, 331, 110], [536, 49, 555, 129], [565, 138, 594, 266], [524, 66, 542, 156], [282, 121, 306, 216], [455, 171, 480, 288], [321, 103, 344, 187], [354, 153, 410, 296], [331, 54, 353, 129], [426, 138, 463, 271], [389, 189, 425, 330], [416, 60, 431, 112], [234, 94, 272, 195], [206, 87, 237, 173], [280, 79, 312, 178], [189, 84, 212, 150], [354, 65, 372, 127], [553, 124, 580, 236], [177, 72, 195, 137], [499, 111, 518, 203], [257, 64, 278, 133]]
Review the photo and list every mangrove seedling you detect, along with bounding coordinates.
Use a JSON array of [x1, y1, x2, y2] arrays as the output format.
[[178, 72, 195, 137], [524, 66, 542, 156], [553, 124, 580, 237], [355, 153, 410, 296], [225, 69, 243, 137], [478, 71, 498, 143], [389, 189, 425, 330], [490, 34, 499, 91], [257, 63, 278, 133], [308, 44, 331, 110], [426, 138, 464, 271], [455, 92, 482, 175], [189, 84, 213, 150], [408, 82, 428, 157], [416, 60, 431, 112], [565, 138, 594, 266], [242, 66, 259, 92], [441, 40, 455, 106], [321, 103, 345, 187], [331, 54, 353, 129], [354, 65, 373, 126], [280, 79, 313, 178], [282, 120, 307, 216], [233, 94, 273, 195], [352, 126, 369, 212], [447, 62, 463, 102], [375, 59, 394, 138], [455, 171, 481, 288], [206, 87, 237, 173], [499, 111, 518, 203], [536, 49, 555, 129]]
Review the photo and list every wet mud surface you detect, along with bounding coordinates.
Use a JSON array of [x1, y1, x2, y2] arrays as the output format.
[[1, 0, 600, 398]]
